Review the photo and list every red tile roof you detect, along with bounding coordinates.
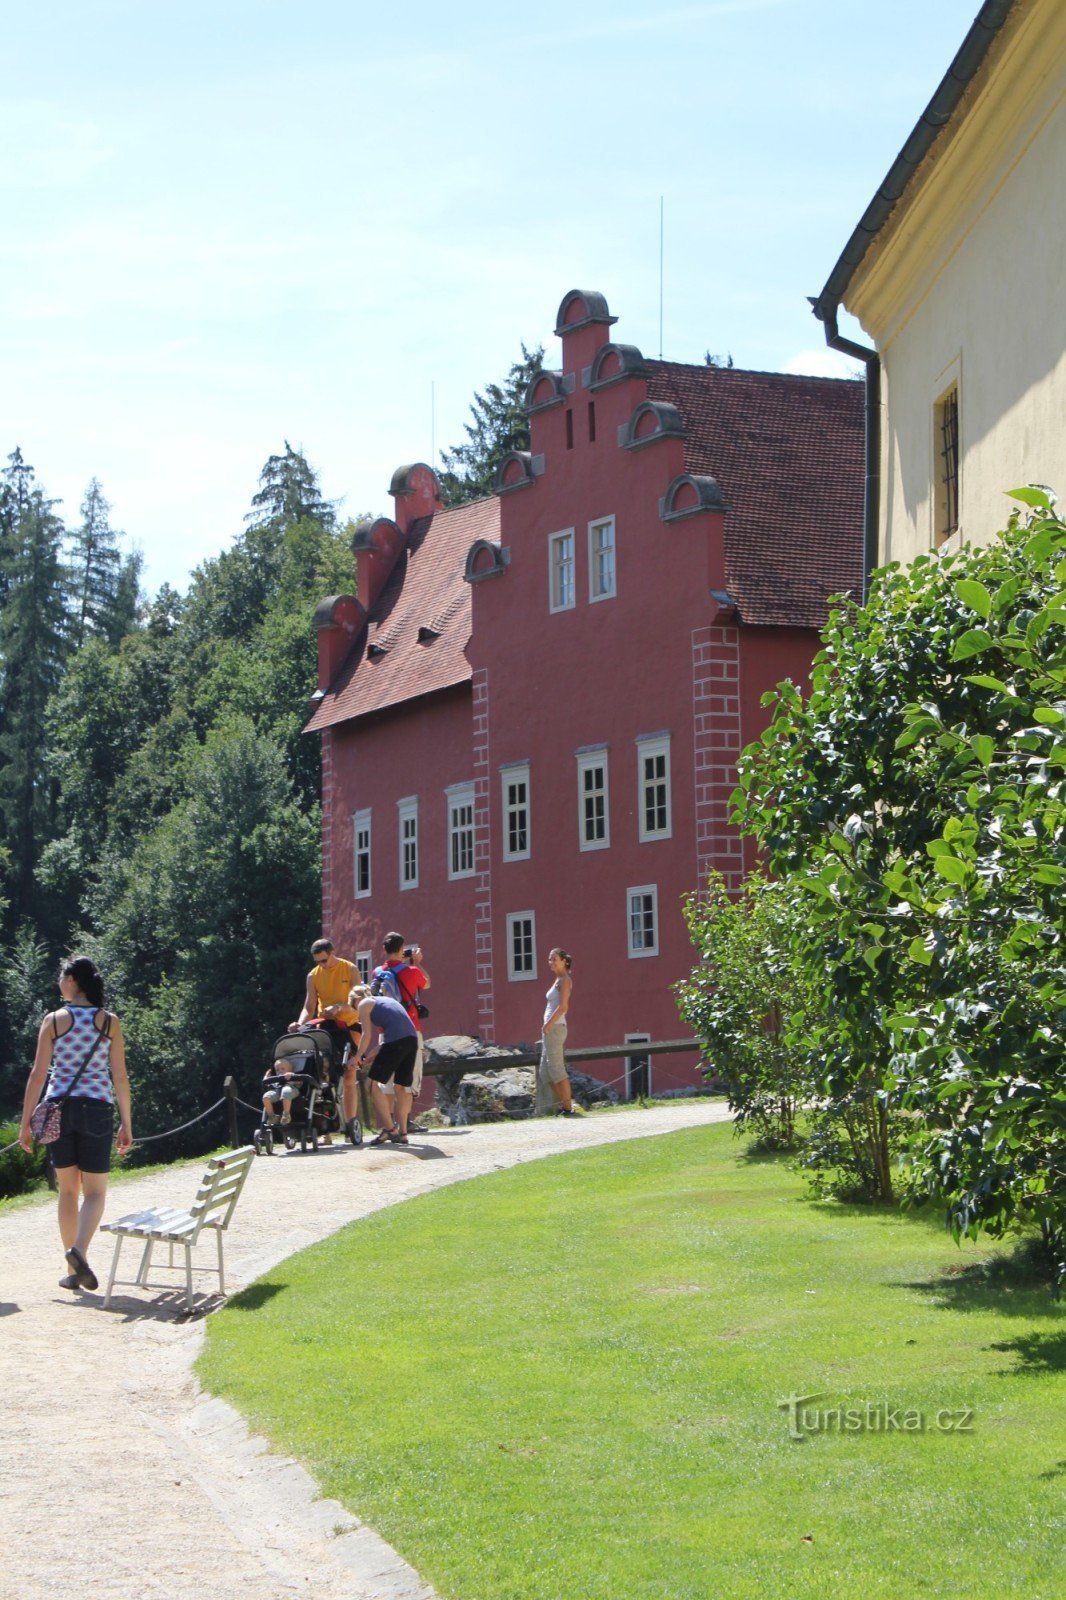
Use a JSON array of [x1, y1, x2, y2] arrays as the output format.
[[646, 361, 864, 627], [304, 496, 499, 733]]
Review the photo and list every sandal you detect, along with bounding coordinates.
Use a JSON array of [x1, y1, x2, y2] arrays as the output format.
[[65, 1246, 98, 1291], [370, 1129, 393, 1146], [391, 1131, 409, 1145]]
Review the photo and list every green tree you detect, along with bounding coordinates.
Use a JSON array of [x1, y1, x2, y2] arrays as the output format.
[[68, 478, 138, 648], [438, 343, 544, 506], [0, 474, 70, 916], [91, 722, 320, 1150], [246, 441, 336, 534], [735, 491, 1066, 1263]]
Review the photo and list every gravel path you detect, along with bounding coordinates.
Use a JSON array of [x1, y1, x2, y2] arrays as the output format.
[[0, 1100, 730, 1600]]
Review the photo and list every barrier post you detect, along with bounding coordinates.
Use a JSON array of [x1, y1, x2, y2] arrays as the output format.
[[223, 1076, 239, 1149]]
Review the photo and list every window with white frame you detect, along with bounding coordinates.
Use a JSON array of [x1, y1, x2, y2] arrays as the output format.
[[448, 783, 476, 879], [355, 950, 372, 985], [353, 808, 372, 898], [501, 763, 531, 861], [627, 885, 659, 958], [398, 796, 418, 889], [637, 734, 672, 841], [506, 911, 537, 979], [588, 516, 616, 601], [577, 748, 610, 851], [549, 529, 576, 612]]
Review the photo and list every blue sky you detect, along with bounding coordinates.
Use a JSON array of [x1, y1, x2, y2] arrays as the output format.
[[2, 0, 980, 591]]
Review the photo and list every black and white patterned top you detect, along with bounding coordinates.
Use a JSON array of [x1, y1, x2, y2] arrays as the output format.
[[46, 1004, 113, 1103]]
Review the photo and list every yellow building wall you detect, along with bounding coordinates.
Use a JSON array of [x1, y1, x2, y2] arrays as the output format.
[[845, 0, 1066, 568]]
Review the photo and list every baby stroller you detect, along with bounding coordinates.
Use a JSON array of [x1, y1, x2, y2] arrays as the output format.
[[253, 1024, 363, 1155]]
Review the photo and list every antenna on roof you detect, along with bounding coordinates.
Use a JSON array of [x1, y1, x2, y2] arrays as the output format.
[[431, 380, 436, 467], [658, 196, 664, 359]]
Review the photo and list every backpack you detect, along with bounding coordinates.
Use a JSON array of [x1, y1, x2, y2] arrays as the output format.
[[370, 962, 407, 1004]]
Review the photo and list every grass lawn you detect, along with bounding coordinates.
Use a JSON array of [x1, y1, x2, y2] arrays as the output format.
[[198, 1123, 1065, 1600]]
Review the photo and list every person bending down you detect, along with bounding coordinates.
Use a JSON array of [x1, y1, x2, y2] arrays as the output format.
[[350, 985, 419, 1145]]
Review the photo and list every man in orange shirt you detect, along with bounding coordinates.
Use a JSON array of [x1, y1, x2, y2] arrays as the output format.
[[290, 938, 359, 1126]]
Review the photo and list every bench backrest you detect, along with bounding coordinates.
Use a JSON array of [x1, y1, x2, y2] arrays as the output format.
[[188, 1147, 255, 1241]]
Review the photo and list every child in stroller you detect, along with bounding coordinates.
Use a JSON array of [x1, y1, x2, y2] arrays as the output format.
[[253, 1026, 363, 1155]]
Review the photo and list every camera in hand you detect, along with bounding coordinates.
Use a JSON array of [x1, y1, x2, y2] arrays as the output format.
[[404, 945, 415, 959]]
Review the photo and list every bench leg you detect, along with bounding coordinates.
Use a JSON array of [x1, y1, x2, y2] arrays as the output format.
[[184, 1243, 194, 1313], [103, 1235, 124, 1309], [216, 1227, 225, 1296], [137, 1238, 154, 1286]]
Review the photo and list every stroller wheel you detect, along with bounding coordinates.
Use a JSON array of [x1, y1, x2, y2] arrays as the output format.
[[253, 1129, 265, 1156], [263, 1126, 275, 1155], [310, 1128, 319, 1151], [346, 1118, 363, 1148], [299, 1129, 308, 1153], [285, 1133, 296, 1151]]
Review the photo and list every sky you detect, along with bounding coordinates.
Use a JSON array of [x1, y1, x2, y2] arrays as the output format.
[[2, 0, 982, 593]]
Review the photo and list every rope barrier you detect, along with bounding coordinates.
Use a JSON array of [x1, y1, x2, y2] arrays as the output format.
[[0, 1136, 22, 1157], [130, 1097, 227, 1145]]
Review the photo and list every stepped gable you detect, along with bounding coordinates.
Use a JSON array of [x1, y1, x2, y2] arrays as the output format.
[[646, 361, 864, 628], [305, 495, 499, 731]]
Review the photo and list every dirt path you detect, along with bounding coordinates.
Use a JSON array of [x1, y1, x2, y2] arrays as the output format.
[[0, 1101, 730, 1600]]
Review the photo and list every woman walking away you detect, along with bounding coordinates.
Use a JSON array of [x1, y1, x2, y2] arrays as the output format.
[[19, 956, 132, 1293], [535, 948, 578, 1116]]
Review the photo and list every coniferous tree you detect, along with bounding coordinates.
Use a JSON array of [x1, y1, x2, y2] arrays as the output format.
[[68, 478, 139, 648], [0, 448, 37, 602], [0, 474, 69, 915], [245, 441, 336, 534], [438, 343, 544, 506]]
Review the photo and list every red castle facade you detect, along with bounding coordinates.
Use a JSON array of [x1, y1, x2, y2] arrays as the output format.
[[305, 290, 864, 1097]]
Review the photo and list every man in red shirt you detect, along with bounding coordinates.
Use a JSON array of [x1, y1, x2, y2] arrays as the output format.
[[373, 932, 430, 1129]]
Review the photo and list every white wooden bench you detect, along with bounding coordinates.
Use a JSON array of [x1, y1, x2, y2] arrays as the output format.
[[101, 1146, 256, 1313]]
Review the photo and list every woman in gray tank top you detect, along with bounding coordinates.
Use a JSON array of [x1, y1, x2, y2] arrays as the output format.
[[535, 948, 575, 1115]]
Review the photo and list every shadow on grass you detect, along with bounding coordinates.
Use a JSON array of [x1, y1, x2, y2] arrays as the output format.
[[902, 1240, 1060, 1319], [226, 1281, 288, 1312], [1038, 1459, 1066, 1481], [987, 1330, 1066, 1378]]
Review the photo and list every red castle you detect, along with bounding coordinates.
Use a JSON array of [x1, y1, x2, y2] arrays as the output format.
[[305, 290, 863, 1098]]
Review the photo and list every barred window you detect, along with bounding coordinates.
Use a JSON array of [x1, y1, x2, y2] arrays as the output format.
[[935, 385, 960, 545]]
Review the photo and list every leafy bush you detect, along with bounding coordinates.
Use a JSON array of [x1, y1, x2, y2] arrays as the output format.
[[676, 872, 809, 1150], [734, 491, 1065, 1275], [0, 1119, 48, 1199]]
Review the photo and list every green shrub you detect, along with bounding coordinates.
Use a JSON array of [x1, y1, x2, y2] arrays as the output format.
[[0, 1119, 48, 1199]]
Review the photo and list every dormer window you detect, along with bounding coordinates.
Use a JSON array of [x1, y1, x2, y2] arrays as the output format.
[[417, 626, 439, 644], [367, 642, 388, 660]]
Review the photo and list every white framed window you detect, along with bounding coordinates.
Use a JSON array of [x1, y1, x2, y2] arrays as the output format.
[[353, 808, 372, 899], [588, 516, 616, 601], [506, 911, 537, 979], [637, 733, 672, 842], [627, 885, 659, 958], [447, 783, 476, 880], [577, 748, 610, 851], [549, 529, 576, 613], [398, 796, 418, 889], [355, 950, 372, 985], [501, 762, 531, 861]]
